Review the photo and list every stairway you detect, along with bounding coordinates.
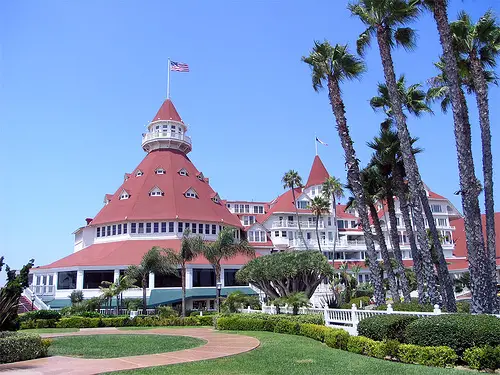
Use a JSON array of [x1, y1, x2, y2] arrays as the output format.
[[18, 295, 36, 314]]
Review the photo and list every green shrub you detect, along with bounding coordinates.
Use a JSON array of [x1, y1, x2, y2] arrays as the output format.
[[0, 333, 49, 364], [182, 316, 199, 326], [455, 301, 470, 313], [20, 318, 58, 330], [463, 345, 500, 371], [190, 311, 218, 317], [76, 311, 102, 318], [18, 310, 61, 322], [347, 336, 374, 355], [341, 296, 371, 309], [358, 314, 419, 342], [398, 344, 457, 367], [376, 300, 434, 312], [299, 324, 330, 342], [324, 328, 350, 350], [384, 339, 400, 358], [56, 317, 100, 328], [197, 315, 214, 326], [274, 320, 300, 335], [100, 317, 130, 327], [216, 316, 267, 331], [157, 306, 179, 318], [238, 313, 323, 325], [346, 336, 387, 358], [404, 314, 500, 355]]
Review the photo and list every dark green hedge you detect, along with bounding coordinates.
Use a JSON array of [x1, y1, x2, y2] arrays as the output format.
[[18, 310, 61, 322], [0, 332, 50, 364], [358, 314, 419, 342], [405, 314, 500, 355], [215, 313, 323, 332], [463, 345, 500, 371]]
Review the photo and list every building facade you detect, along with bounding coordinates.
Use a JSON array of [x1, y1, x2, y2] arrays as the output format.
[[28, 98, 480, 310]]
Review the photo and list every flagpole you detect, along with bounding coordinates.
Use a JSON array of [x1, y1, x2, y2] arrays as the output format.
[[167, 58, 171, 99], [315, 134, 318, 156]]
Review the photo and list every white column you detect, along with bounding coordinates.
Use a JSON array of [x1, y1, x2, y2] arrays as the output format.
[[76, 270, 84, 290], [220, 268, 225, 287], [53, 272, 58, 291], [114, 269, 120, 283], [186, 268, 193, 289], [148, 272, 155, 289]]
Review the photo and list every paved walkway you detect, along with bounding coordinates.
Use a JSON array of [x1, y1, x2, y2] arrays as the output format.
[[0, 328, 260, 374]]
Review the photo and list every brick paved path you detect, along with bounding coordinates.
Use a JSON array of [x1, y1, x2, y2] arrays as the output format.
[[0, 328, 260, 374]]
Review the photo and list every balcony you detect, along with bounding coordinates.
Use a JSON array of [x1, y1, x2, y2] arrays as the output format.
[[271, 220, 324, 229], [142, 131, 192, 153], [289, 238, 366, 249]]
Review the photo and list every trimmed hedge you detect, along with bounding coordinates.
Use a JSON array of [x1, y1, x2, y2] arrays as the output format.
[[404, 314, 500, 355], [274, 320, 300, 335], [376, 301, 434, 312], [398, 344, 458, 367], [0, 332, 50, 364], [18, 310, 61, 322], [299, 324, 331, 342], [463, 345, 500, 371], [324, 328, 350, 350], [216, 313, 323, 333], [347, 336, 386, 359], [358, 314, 419, 342]]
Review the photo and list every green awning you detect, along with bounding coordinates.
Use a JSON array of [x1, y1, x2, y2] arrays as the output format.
[[148, 287, 256, 307], [47, 299, 72, 309]]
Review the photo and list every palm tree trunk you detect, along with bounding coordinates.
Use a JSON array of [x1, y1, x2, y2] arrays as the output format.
[[369, 204, 400, 303], [430, 1, 491, 313], [385, 181, 411, 303], [393, 166, 427, 304], [292, 187, 308, 250], [316, 213, 322, 252], [375, 25, 440, 305], [332, 196, 337, 260], [181, 263, 186, 317], [470, 55, 498, 313], [142, 276, 147, 315], [327, 77, 385, 306]]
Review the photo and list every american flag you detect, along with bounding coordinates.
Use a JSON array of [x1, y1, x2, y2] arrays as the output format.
[[170, 61, 189, 72]]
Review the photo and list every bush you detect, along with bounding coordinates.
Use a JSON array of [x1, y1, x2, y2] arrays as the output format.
[[215, 313, 323, 332], [463, 345, 500, 371], [56, 317, 100, 328], [274, 320, 300, 335], [384, 339, 400, 358], [0, 332, 49, 364], [358, 314, 419, 342], [190, 311, 218, 317], [20, 319, 58, 330], [236, 313, 323, 325], [100, 317, 130, 327], [340, 296, 371, 309], [376, 300, 434, 312], [18, 310, 61, 322], [299, 324, 330, 342], [197, 315, 215, 326], [455, 301, 470, 313], [69, 290, 84, 304], [346, 336, 387, 358], [324, 328, 350, 350], [398, 344, 457, 367], [404, 314, 500, 355], [157, 306, 179, 318]]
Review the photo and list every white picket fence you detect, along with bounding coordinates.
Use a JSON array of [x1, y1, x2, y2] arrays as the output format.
[[240, 303, 443, 335]]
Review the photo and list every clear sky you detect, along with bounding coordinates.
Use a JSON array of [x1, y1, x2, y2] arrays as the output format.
[[1, 0, 499, 284]]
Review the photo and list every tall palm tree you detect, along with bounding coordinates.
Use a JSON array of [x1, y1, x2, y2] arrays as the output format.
[[349, 0, 454, 310], [165, 229, 204, 317], [282, 170, 308, 249], [421, 0, 491, 314], [322, 176, 345, 257], [126, 247, 177, 314], [203, 227, 255, 312], [308, 196, 331, 252], [302, 41, 385, 305], [450, 10, 499, 313], [101, 274, 137, 314]]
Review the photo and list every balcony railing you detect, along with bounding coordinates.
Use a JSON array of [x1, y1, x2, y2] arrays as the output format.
[[30, 285, 55, 296], [271, 220, 325, 229], [289, 238, 366, 249], [141, 131, 192, 145]]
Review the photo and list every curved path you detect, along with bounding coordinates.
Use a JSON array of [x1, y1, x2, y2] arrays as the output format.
[[0, 327, 260, 374]]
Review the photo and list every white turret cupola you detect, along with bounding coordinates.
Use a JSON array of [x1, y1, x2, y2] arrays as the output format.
[[142, 99, 192, 154]]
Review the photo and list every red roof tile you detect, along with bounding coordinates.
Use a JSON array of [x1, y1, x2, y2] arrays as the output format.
[[151, 99, 184, 123], [90, 149, 241, 227], [305, 155, 329, 188], [36, 240, 256, 269]]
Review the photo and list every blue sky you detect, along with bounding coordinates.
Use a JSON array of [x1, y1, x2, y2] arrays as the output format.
[[1, 0, 499, 283]]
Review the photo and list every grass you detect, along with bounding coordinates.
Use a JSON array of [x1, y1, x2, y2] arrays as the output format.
[[21, 328, 79, 334], [105, 331, 467, 375], [48, 334, 205, 358]]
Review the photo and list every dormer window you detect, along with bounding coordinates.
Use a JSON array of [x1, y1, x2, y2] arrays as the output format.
[[211, 193, 220, 204], [155, 168, 165, 175], [136, 170, 144, 177], [178, 168, 188, 176], [196, 172, 204, 181], [185, 188, 198, 199], [119, 190, 130, 200], [124, 173, 131, 182], [149, 186, 164, 197]]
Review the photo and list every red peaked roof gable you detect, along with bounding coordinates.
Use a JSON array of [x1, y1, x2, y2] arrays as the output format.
[[451, 212, 500, 259], [151, 99, 184, 123], [305, 155, 329, 188], [91, 149, 241, 227]]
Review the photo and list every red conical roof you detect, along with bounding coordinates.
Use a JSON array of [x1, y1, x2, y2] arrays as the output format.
[[151, 99, 184, 123], [91, 149, 241, 227], [305, 155, 329, 188]]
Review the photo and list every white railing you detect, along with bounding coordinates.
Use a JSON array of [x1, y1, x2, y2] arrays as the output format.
[[22, 288, 50, 310], [98, 308, 129, 315], [271, 221, 325, 229], [289, 239, 366, 249], [30, 285, 55, 296], [142, 131, 192, 145]]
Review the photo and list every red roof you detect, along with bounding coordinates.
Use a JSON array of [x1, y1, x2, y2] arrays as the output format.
[[305, 155, 329, 188], [151, 99, 184, 123], [336, 204, 358, 219], [428, 190, 446, 200], [451, 213, 500, 260], [36, 240, 255, 269], [90, 149, 241, 227]]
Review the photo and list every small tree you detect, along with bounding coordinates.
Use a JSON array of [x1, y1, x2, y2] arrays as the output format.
[[275, 292, 311, 315], [126, 247, 177, 313], [221, 291, 260, 313], [308, 196, 330, 252], [69, 290, 84, 304]]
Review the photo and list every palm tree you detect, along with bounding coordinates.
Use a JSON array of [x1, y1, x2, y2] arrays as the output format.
[[126, 247, 177, 314], [349, 0, 454, 310], [322, 176, 345, 257], [303, 41, 385, 306], [203, 227, 255, 312], [450, 10, 499, 313], [101, 274, 136, 314], [275, 292, 311, 315], [168, 229, 204, 317], [282, 170, 307, 249], [308, 196, 331, 252], [421, 0, 491, 314]]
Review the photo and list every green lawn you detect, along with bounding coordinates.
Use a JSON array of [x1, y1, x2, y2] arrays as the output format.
[[118, 326, 210, 330], [21, 328, 79, 334], [48, 334, 205, 358], [106, 331, 466, 375]]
